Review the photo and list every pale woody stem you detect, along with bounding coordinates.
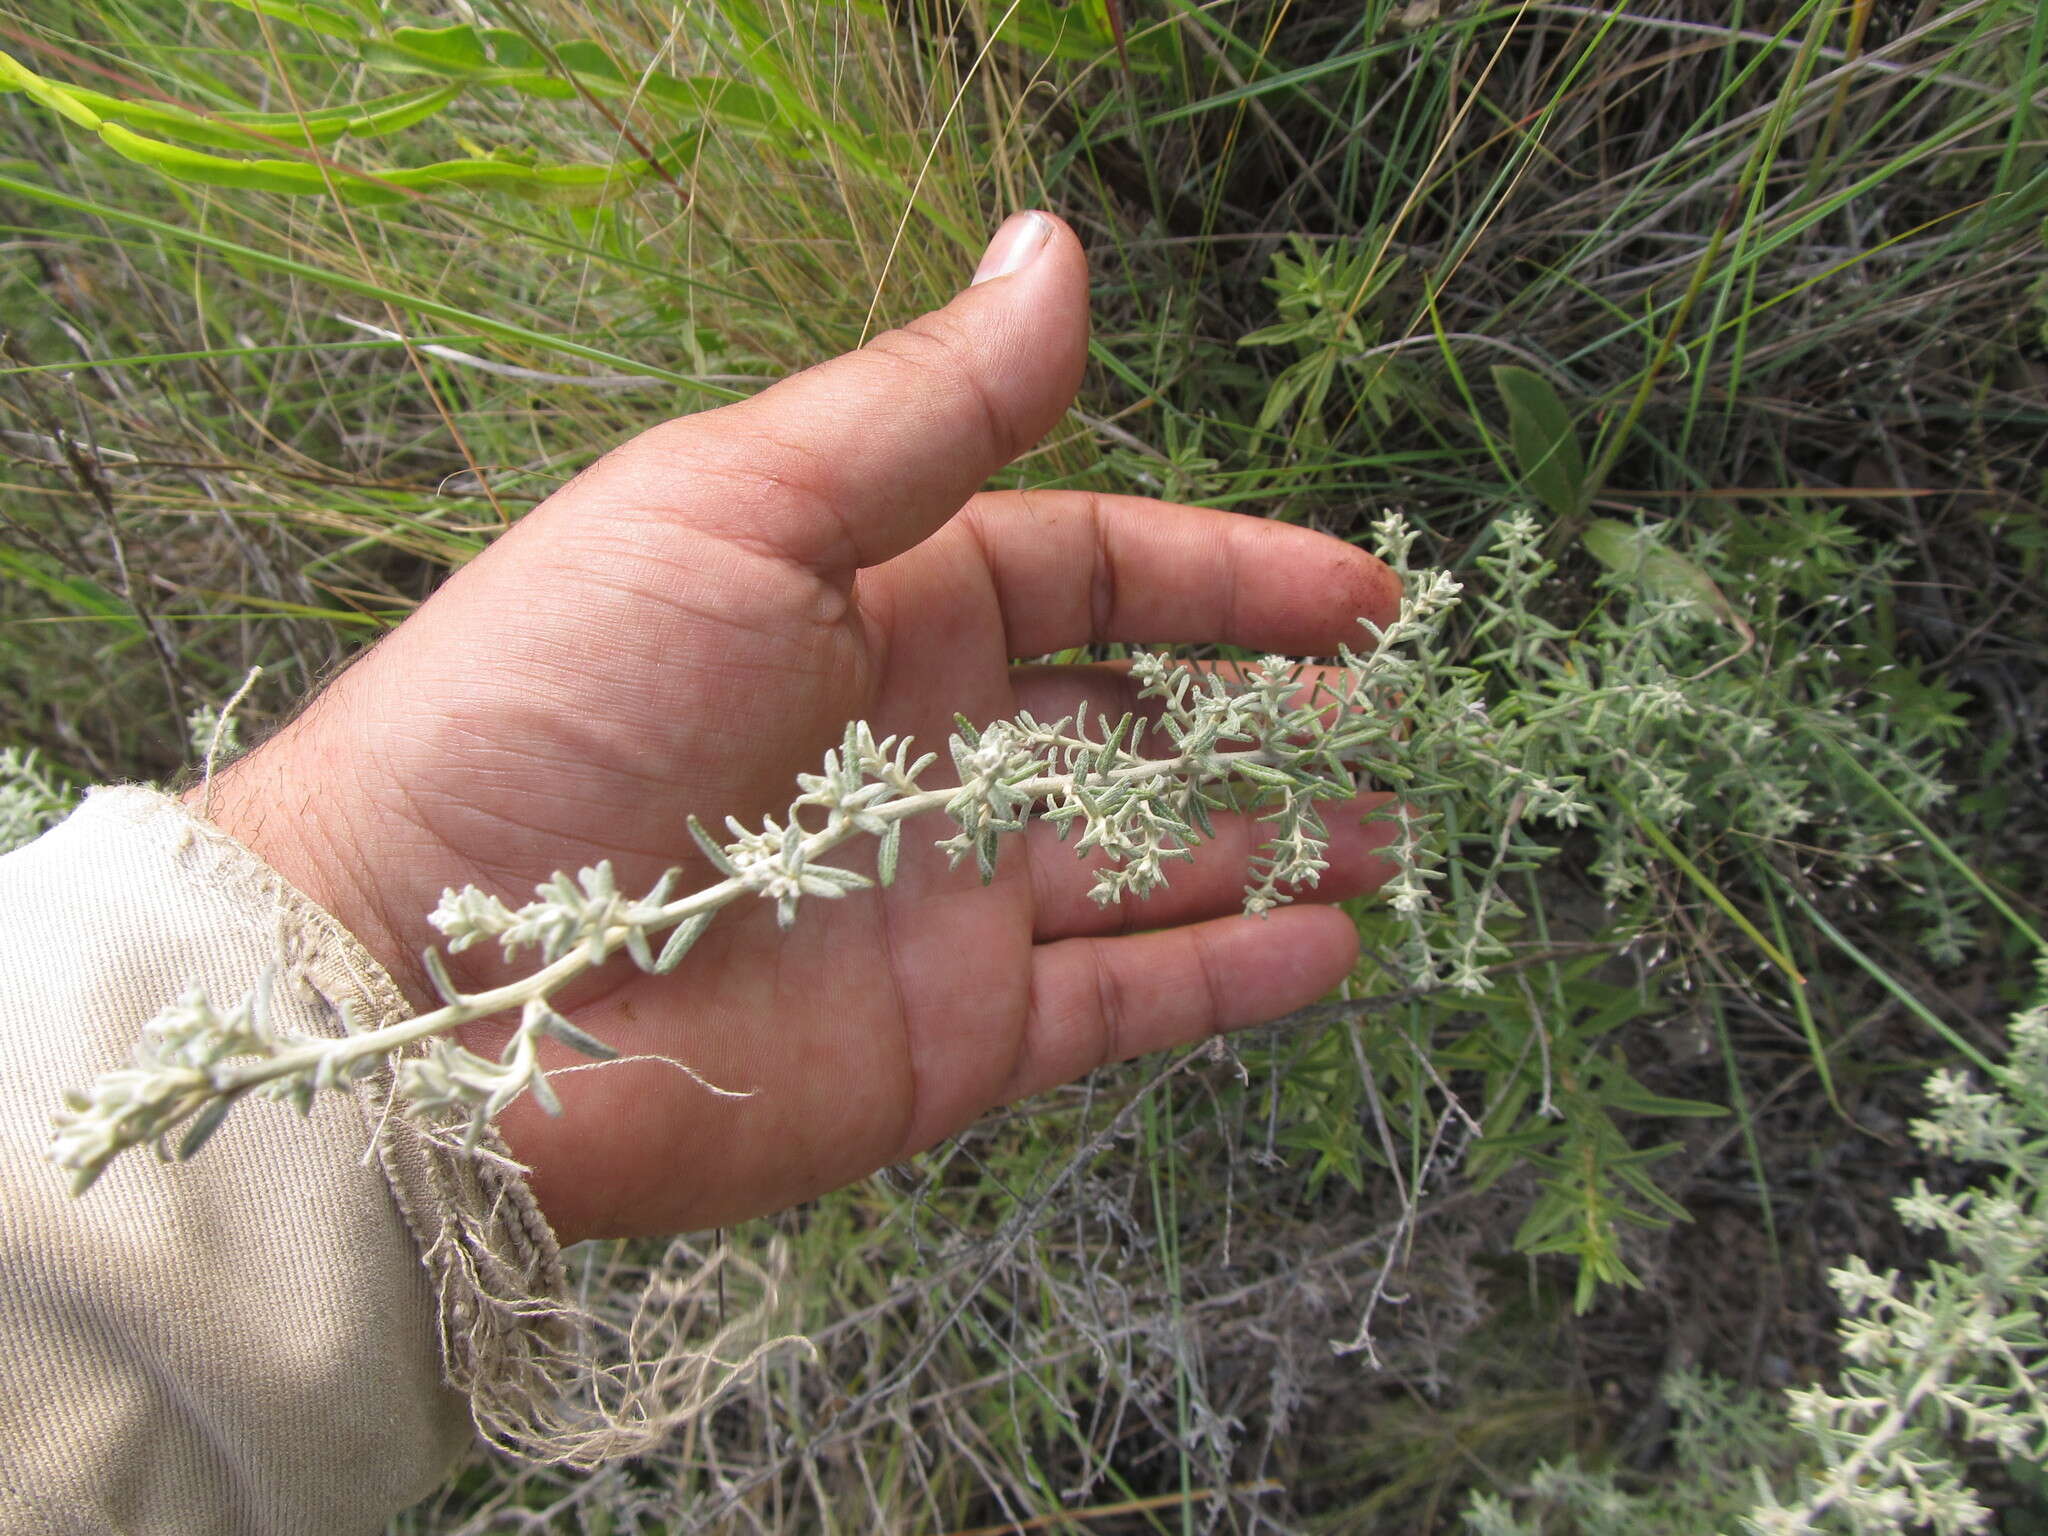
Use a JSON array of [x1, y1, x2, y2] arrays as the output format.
[[206, 739, 1307, 1100]]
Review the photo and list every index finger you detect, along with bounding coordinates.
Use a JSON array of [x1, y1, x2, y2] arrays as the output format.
[[959, 489, 1402, 658]]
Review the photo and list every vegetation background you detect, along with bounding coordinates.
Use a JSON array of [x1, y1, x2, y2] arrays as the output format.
[[1, 0, 2044, 1530]]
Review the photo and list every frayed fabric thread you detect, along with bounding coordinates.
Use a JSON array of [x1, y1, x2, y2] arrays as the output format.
[[153, 783, 803, 1467]]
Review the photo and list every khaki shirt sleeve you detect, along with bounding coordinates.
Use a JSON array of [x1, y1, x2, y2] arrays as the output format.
[[0, 785, 571, 1535]]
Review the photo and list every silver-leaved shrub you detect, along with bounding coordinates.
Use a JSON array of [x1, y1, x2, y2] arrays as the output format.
[[1465, 957, 2048, 1535]]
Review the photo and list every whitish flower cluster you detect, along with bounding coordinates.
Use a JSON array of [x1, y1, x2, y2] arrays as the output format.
[[46, 979, 381, 1183], [1742, 957, 2048, 1535], [0, 746, 76, 855], [1347, 505, 1956, 1000], [48, 606, 1450, 1189], [1462, 958, 2048, 1536]]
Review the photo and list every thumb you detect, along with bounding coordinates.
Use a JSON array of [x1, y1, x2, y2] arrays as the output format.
[[589, 210, 1089, 574]]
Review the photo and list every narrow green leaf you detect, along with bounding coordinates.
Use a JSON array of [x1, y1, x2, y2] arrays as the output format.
[[0, 49, 104, 129], [334, 84, 467, 139], [1631, 812, 1802, 985], [0, 546, 140, 629], [63, 84, 462, 149], [377, 157, 644, 206], [98, 122, 331, 194], [0, 173, 730, 396], [92, 119, 646, 207], [1596, 1073, 1727, 1119], [877, 821, 903, 886]]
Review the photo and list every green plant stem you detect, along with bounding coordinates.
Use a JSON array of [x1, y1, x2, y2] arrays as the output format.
[[1818, 734, 2047, 956], [1784, 888, 1998, 1080], [1630, 812, 1804, 987]]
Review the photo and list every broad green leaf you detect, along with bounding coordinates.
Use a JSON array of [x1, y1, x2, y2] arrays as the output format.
[[636, 75, 780, 133], [362, 24, 495, 77], [554, 40, 625, 82], [1492, 364, 1586, 522], [339, 22, 783, 136], [502, 63, 782, 136], [1581, 519, 1737, 624], [211, 0, 367, 40], [482, 28, 546, 72]]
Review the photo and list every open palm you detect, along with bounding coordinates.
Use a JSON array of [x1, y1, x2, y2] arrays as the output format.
[[206, 214, 1400, 1243]]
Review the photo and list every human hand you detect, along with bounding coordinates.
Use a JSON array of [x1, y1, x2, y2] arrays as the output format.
[[200, 212, 1402, 1244]]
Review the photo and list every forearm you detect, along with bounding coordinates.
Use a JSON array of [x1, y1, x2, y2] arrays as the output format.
[[0, 787, 548, 1532]]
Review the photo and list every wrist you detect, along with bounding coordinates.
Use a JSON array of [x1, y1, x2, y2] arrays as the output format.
[[185, 727, 435, 1012]]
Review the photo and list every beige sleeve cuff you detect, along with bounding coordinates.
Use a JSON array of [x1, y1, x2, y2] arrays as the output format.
[[0, 785, 574, 1534]]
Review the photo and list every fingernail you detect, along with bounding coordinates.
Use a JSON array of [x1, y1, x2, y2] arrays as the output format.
[[971, 211, 1052, 286]]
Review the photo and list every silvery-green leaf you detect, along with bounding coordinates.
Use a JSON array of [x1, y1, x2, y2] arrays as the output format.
[[654, 910, 714, 973], [687, 815, 742, 877], [1233, 760, 1300, 791], [422, 946, 464, 1005], [800, 864, 870, 894], [65, 1159, 111, 1198], [539, 1009, 621, 1060], [1094, 712, 1133, 773], [528, 1067, 562, 1117], [176, 1096, 236, 1161], [877, 820, 903, 885], [625, 924, 654, 971]]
